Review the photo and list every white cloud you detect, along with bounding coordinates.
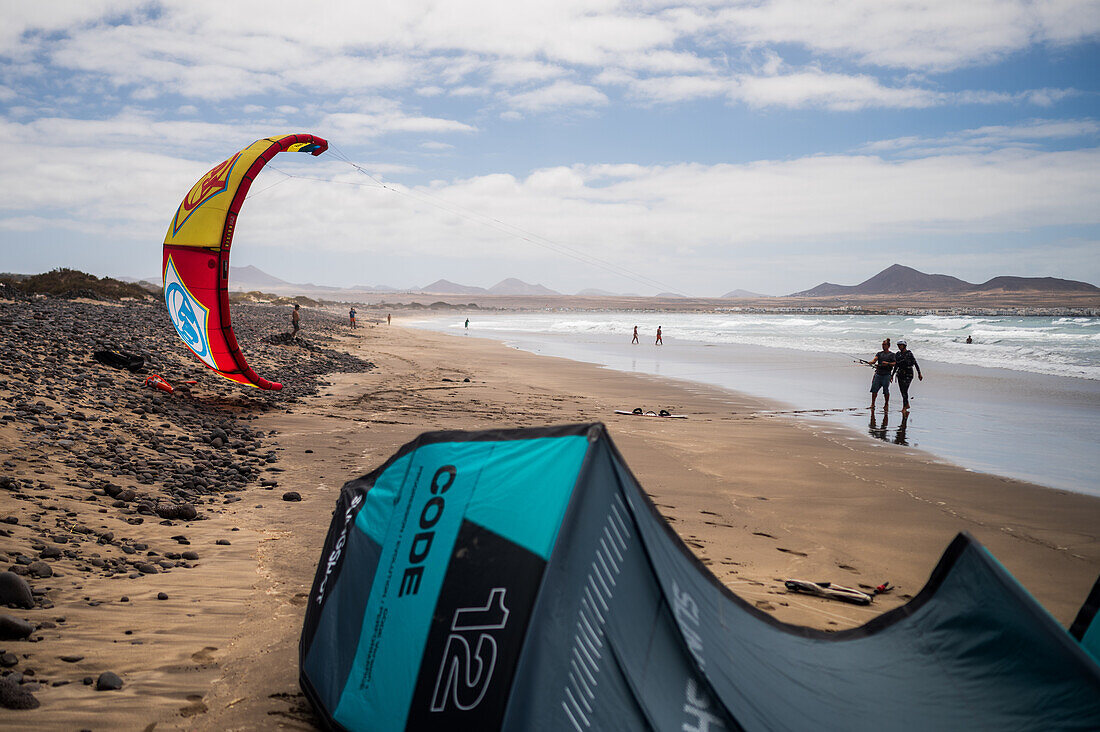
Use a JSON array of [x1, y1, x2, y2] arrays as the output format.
[[732, 69, 943, 110], [864, 118, 1100, 154], [319, 111, 476, 137], [710, 0, 1100, 71], [507, 80, 609, 112], [613, 66, 1075, 111], [621, 74, 730, 103], [487, 60, 567, 85]]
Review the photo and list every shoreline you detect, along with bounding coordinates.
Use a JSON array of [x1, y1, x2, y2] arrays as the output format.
[[411, 316, 1100, 495], [2, 302, 1097, 729]]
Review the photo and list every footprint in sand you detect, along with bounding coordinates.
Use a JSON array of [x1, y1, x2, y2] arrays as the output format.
[[752, 531, 775, 539], [290, 592, 310, 606], [755, 600, 776, 612], [837, 564, 859, 573], [776, 547, 808, 556], [191, 646, 218, 664]]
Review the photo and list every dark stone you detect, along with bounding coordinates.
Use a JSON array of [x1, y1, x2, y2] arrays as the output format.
[[0, 572, 33, 609], [135, 563, 158, 575], [60, 654, 84, 663], [95, 671, 123, 691], [154, 503, 178, 520], [181, 551, 199, 561], [0, 651, 17, 667], [215, 539, 231, 546], [27, 561, 52, 579], [282, 491, 302, 502], [156, 592, 168, 600], [0, 615, 33, 640], [0, 676, 39, 709]]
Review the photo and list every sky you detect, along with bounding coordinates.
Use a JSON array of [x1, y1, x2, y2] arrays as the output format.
[[1, 1, 1098, 297]]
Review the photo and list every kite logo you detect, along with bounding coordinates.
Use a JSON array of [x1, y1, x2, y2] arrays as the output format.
[[683, 679, 726, 732], [316, 494, 364, 605], [164, 256, 215, 369], [430, 588, 510, 713], [169, 152, 241, 237]]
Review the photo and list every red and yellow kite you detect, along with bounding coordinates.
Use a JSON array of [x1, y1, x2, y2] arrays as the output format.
[[162, 134, 328, 390]]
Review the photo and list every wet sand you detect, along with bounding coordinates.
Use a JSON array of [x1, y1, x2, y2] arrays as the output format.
[[2, 303, 1098, 729]]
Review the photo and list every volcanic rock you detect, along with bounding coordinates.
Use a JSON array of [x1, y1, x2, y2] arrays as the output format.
[[0, 614, 33, 640], [0, 573, 33, 609]]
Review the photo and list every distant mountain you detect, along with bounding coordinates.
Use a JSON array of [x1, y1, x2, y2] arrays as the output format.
[[654, 292, 687, 299], [353, 283, 400, 293], [973, 276, 1099, 293], [231, 265, 292, 288], [488, 278, 561, 296], [576, 288, 618, 296], [791, 264, 971, 297], [419, 279, 488, 295], [791, 264, 1097, 297], [722, 289, 771, 298]]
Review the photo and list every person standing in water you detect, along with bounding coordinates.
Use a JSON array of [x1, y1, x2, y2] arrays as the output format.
[[632, 325, 639, 344], [655, 326, 663, 345], [291, 303, 300, 337], [464, 318, 469, 330], [892, 340, 923, 412], [867, 339, 895, 411]]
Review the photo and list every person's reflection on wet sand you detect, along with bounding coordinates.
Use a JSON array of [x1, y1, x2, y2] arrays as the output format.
[[869, 411, 889, 441], [894, 410, 910, 446]]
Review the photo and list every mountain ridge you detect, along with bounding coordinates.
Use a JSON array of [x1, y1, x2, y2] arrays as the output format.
[[789, 264, 1098, 297]]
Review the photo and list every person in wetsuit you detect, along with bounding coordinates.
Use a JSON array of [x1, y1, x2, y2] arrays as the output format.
[[892, 339, 923, 412], [868, 339, 895, 411]]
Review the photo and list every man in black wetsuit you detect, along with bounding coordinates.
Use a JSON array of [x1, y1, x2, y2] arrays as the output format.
[[868, 339, 895, 411], [892, 340, 923, 412]]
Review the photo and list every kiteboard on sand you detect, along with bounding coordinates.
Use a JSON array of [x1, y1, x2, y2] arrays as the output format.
[[615, 408, 688, 419], [784, 579, 873, 605]]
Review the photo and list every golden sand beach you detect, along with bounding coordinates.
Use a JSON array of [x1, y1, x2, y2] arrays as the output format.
[[3, 311, 1098, 729]]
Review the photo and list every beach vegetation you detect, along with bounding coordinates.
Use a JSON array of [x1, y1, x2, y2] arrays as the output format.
[[0, 268, 155, 301]]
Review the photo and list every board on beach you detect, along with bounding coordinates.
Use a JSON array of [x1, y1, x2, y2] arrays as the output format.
[[615, 409, 687, 418]]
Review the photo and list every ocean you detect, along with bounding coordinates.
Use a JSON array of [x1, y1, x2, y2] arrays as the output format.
[[410, 312, 1100, 497]]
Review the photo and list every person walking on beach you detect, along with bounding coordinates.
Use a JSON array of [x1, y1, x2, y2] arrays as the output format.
[[464, 318, 469, 330], [655, 326, 663, 345], [349, 307, 357, 328], [868, 339, 895, 411], [892, 340, 923, 412], [291, 303, 300, 337], [387, 313, 391, 325], [632, 325, 639, 344]]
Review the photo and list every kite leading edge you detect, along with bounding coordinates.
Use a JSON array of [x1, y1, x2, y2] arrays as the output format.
[[162, 133, 328, 390]]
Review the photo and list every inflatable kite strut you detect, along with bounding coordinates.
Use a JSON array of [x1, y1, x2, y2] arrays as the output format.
[[300, 423, 1100, 731], [162, 134, 328, 390]]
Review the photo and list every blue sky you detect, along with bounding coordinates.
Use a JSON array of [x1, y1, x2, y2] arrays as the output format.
[[1, 1, 1098, 296]]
